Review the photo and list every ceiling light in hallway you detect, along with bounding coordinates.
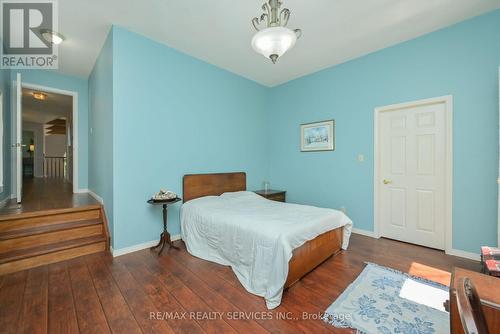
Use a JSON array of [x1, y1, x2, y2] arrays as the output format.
[[32, 92, 48, 101]]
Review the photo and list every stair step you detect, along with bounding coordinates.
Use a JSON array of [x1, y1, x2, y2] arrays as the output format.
[[0, 239, 106, 276], [0, 219, 102, 240], [0, 235, 107, 264], [0, 205, 101, 233], [0, 204, 102, 222]]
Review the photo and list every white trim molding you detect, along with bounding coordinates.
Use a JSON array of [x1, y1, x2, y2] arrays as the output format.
[[111, 234, 181, 257], [374, 95, 453, 253], [77, 189, 104, 204], [87, 190, 104, 204], [351, 228, 379, 238], [17, 81, 79, 194], [446, 249, 480, 262], [498, 66, 500, 248]]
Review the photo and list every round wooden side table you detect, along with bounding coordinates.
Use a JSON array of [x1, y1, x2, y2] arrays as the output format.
[[147, 197, 181, 255]]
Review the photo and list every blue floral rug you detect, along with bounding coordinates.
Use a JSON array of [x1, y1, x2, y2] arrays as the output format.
[[322, 263, 449, 334]]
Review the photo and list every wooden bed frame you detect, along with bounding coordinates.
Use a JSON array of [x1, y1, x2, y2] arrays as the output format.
[[183, 172, 344, 288]]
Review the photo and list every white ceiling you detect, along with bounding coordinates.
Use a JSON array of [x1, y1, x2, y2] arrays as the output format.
[[57, 0, 500, 87], [22, 88, 71, 124]]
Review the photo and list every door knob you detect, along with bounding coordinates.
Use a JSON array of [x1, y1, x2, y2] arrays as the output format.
[[383, 179, 392, 184]]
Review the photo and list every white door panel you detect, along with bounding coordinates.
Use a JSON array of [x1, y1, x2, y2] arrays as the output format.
[[379, 101, 446, 249]]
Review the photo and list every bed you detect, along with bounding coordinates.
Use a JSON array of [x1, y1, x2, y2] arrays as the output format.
[[181, 172, 353, 309]]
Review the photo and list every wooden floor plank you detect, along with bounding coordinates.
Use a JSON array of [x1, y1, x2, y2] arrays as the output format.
[[88, 253, 175, 334], [0, 271, 28, 333], [144, 251, 270, 334], [182, 249, 326, 333], [131, 252, 237, 334], [0, 234, 481, 334], [47, 262, 80, 334], [17, 266, 49, 334], [67, 258, 111, 334], [119, 255, 207, 334], [85, 255, 142, 334], [173, 248, 303, 334]]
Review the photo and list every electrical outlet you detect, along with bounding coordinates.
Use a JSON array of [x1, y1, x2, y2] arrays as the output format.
[[357, 154, 365, 162]]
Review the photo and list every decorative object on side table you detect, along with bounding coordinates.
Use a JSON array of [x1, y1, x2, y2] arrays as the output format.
[[301, 120, 335, 152], [148, 190, 181, 255], [254, 189, 286, 202], [152, 189, 177, 201]]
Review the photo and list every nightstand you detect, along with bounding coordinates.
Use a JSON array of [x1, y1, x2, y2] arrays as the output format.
[[254, 190, 286, 202]]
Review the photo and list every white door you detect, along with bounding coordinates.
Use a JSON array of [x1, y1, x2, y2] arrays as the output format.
[[13, 73, 22, 203], [379, 100, 448, 249]]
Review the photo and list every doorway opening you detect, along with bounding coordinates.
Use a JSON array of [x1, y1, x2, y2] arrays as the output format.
[[20, 87, 74, 204], [8, 76, 80, 209], [23, 88, 73, 178]]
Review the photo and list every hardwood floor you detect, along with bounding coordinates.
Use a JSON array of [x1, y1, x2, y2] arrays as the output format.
[[0, 178, 99, 216], [0, 234, 480, 333]]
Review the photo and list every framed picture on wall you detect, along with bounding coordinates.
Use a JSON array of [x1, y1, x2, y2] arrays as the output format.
[[300, 120, 335, 152]]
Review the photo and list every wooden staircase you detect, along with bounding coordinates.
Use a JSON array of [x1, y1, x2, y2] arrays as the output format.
[[0, 204, 110, 275]]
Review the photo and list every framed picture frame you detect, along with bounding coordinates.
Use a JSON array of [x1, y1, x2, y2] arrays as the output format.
[[300, 120, 335, 152]]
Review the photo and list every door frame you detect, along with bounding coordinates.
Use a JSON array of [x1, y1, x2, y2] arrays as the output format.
[[373, 95, 453, 253], [11, 81, 79, 194], [498, 67, 500, 248]]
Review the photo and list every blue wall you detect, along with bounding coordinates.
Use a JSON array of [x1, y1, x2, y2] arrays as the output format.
[[267, 10, 500, 253], [12, 70, 89, 189], [110, 27, 269, 249], [88, 30, 114, 234], [0, 69, 11, 202], [89, 10, 500, 254]]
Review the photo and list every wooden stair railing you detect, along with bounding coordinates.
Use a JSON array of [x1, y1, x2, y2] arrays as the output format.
[[0, 205, 110, 275]]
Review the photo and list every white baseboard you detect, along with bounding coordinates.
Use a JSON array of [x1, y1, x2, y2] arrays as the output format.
[[88, 190, 104, 204], [111, 234, 181, 257], [446, 248, 480, 261], [76, 188, 104, 204], [352, 228, 479, 262], [351, 228, 379, 238]]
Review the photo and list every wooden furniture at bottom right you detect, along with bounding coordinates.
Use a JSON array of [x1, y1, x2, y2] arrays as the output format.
[[450, 267, 500, 334]]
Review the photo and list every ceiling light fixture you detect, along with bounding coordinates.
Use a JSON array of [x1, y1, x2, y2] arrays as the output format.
[[32, 92, 48, 101], [40, 29, 65, 45], [251, 0, 302, 64]]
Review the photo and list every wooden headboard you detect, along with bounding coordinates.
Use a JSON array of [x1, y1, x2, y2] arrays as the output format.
[[183, 172, 246, 203]]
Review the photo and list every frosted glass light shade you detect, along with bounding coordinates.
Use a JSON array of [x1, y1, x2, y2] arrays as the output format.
[[40, 29, 65, 45], [251, 27, 297, 63]]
